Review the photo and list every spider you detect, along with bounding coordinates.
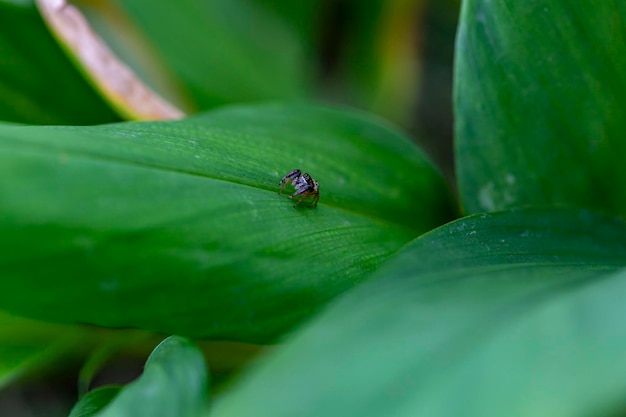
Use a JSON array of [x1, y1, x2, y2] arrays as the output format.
[[278, 169, 320, 207]]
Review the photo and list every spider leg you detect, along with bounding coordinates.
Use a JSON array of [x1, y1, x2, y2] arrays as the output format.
[[278, 169, 302, 195], [310, 192, 319, 207], [292, 191, 312, 207], [278, 181, 289, 195], [289, 186, 310, 198], [284, 169, 302, 180]]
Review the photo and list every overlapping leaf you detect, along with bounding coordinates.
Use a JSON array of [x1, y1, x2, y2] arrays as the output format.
[[209, 209, 626, 417], [0, 103, 453, 342], [68, 386, 122, 417], [75, 336, 208, 417], [455, 0, 626, 215]]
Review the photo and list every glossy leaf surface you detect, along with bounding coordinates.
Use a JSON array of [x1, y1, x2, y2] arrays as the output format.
[[68, 386, 122, 417], [210, 209, 626, 417], [91, 336, 207, 417], [0, 103, 453, 342]]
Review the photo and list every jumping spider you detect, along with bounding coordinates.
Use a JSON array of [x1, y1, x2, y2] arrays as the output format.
[[278, 169, 320, 207]]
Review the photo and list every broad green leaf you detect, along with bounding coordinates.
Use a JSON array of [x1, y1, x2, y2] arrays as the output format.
[[0, 1, 119, 124], [454, 1, 626, 215], [0, 103, 453, 342], [88, 336, 208, 417], [209, 209, 626, 417], [106, 0, 309, 110], [69, 386, 122, 417]]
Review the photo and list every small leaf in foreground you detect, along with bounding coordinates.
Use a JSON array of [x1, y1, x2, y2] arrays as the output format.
[[209, 209, 626, 417], [87, 336, 208, 417], [68, 386, 122, 417]]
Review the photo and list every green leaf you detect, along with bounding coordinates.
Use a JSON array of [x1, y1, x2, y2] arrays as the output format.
[[0, 103, 453, 342], [209, 208, 626, 417], [106, 0, 309, 110], [68, 386, 122, 417], [454, 1, 626, 215], [0, 1, 119, 124], [87, 336, 208, 417]]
